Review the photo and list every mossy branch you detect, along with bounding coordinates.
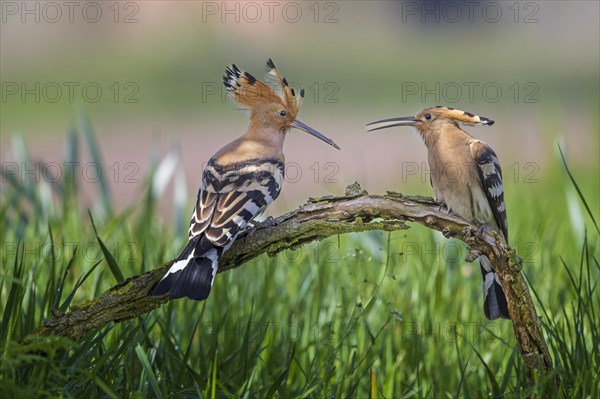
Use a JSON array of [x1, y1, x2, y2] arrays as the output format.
[[26, 183, 556, 386]]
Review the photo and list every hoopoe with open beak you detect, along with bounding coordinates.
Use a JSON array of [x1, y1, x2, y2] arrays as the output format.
[[153, 59, 340, 300], [367, 106, 510, 320]]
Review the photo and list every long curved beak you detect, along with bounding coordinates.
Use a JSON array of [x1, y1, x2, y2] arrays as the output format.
[[366, 116, 417, 132], [292, 119, 341, 150]]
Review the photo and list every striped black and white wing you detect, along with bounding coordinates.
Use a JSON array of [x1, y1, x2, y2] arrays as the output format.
[[189, 159, 285, 248], [470, 140, 508, 241], [470, 140, 510, 320], [153, 158, 285, 300]]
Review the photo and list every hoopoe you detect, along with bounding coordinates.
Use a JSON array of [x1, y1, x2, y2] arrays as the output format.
[[367, 106, 510, 320], [153, 59, 340, 300]]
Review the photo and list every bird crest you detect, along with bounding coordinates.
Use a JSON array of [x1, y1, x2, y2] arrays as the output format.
[[427, 106, 494, 126], [223, 58, 305, 120]]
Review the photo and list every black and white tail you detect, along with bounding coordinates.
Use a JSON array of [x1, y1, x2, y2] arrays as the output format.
[[480, 255, 509, 320], [153, 236, 223, 300]]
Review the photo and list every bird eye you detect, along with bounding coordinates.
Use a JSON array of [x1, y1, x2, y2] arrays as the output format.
[[425, 113, 432, 120], [278, 110, 287, 117]]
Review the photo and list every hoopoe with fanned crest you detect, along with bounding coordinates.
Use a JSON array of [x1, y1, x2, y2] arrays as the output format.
[[153, 59, 340, 300], [367, 106, 510, 320]]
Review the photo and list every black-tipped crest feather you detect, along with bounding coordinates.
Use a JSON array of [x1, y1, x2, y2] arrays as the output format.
[[429, 106, 494, 126]]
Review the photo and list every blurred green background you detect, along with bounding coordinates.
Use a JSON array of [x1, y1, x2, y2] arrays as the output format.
[[1, 1, 599, 398], [2, 1, 598, 214]]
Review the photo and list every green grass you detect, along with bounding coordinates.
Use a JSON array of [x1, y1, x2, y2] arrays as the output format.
[[1, 116, 598, 398]]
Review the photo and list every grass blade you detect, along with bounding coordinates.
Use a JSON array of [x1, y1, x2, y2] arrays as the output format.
[[77, 109, 112, 217], [89, 211, 124, 283], [1, 242, 24, 344], [135, 343, 162, 398], [558, 145, 599, 234], [59, 259, 102, 312]]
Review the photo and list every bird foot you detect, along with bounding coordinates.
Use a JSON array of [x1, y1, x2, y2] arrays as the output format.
[[474, 222, 489, 238], [437, 201, 451, 213], [246, 217, 279, 236], [252, 216, 280, 228]]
